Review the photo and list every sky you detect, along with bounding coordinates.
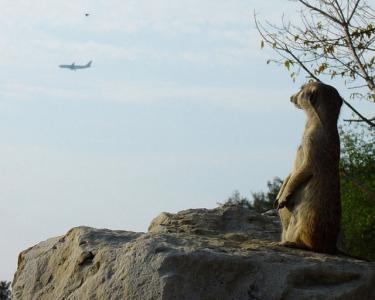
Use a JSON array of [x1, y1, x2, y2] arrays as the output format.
[[0, 0, 374, 281]]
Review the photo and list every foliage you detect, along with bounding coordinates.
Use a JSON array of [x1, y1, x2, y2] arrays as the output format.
[[256, 0, 375, 127], [0, 281, 11, 300], [219, 190, 253, 210], [220, 177, 283, 213], [251, 177, 283, 212], [339, 123, 375, 260]]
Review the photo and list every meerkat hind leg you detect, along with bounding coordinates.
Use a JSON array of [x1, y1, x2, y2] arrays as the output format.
[[281, 216, 313, 251]]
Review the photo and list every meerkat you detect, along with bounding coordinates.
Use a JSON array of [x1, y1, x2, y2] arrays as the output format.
[[275, 82, 342, 254]]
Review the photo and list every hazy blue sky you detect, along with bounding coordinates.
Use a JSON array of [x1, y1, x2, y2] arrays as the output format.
[[1, 0, 373, 280]]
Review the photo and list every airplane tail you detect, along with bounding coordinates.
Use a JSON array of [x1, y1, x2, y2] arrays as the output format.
[[86, 61, 92, 67]]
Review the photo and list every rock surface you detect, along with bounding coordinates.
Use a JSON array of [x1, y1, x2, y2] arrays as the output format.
[[12, 206, 375, 300]]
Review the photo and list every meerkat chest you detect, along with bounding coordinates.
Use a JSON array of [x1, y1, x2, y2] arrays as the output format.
[[292, 146, 304, 171]]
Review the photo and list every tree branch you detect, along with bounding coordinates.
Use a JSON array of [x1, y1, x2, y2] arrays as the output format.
[[297, 0, 343, 24], [254, 2, 375, 127], [343, 117, 375, 123], [342, 99, 375, 127], [348, 0, 362, 23], [343, 24, 375, 92]]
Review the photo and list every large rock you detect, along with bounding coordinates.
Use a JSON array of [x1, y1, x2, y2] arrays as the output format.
[[12, 206, 375, 300]]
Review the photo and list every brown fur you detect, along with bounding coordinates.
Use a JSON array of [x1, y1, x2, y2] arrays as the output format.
[[276, 82, 342, 254]]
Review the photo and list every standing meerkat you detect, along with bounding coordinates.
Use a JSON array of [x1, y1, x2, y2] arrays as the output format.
[[275, 82, 342, 254]]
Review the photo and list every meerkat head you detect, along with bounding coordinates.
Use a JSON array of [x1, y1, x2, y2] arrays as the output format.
[[290, 82, 343, 124]]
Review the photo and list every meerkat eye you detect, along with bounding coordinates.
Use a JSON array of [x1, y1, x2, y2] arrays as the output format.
[[300, 91, 308, 100]]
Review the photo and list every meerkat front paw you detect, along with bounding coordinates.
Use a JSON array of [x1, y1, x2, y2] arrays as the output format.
[[275, 193, 290, 210]]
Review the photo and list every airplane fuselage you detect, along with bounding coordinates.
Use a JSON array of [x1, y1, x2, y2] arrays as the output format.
[[59, 61, 92, 71]]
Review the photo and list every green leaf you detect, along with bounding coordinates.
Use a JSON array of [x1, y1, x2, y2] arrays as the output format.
[[261, 40, 265, 49], [318, 64, 324, 73], [324, 45, 334, 54], [284, 60, 291, 70], [366, 24, 373, 38]]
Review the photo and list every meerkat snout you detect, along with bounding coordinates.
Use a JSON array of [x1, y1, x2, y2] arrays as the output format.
[[290, 93, 301, 108]]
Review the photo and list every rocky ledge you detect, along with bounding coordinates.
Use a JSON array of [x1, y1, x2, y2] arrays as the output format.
[[12, 206, 375, 300]]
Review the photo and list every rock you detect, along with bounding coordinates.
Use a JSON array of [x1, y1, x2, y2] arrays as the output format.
[[148, 206, 281, 241], [12, 206, 375, 300]]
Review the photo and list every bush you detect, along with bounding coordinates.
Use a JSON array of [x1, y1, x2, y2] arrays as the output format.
[[340, 123, 375, 260], [219, 190, 252, 210], [0, 281, 11, 300], [251, 177, 282, 213], [220, 177, 283, 213]]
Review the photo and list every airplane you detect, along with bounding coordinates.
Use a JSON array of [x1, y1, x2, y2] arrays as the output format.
[[59, 61, 92, 71]]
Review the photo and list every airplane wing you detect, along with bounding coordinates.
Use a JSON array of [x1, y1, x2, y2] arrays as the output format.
[[59, 61, 92, 70]]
